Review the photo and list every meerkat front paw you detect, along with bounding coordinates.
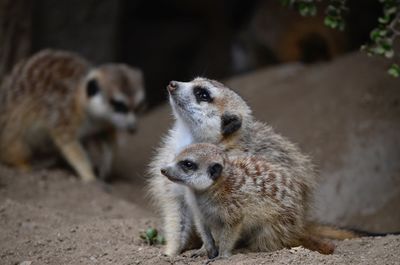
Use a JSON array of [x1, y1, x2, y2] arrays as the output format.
[[191, 244, 218, 259], [204, 255, 229, 265], [190, 246, 207, 258]]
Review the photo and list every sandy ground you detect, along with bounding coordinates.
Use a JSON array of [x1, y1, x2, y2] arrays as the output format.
[[1, 52, 400, 264], [1, 167, 399, 265]]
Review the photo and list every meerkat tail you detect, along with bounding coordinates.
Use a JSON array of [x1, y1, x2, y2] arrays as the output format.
[[307, 223, 360, 240], [299, 235, 335, 255]]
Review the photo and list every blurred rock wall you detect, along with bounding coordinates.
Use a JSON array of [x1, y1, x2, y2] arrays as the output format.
[[32, 0, 121, 63]]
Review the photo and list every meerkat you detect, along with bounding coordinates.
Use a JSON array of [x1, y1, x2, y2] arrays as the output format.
[[148, 77, 316, 256], [161, 143, 334, 259], [0, 49, 145, 182]]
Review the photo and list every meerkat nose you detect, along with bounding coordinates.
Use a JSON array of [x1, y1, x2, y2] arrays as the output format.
[[160, 168, 167, 176], [167, 81, 178, 92], [127, 124, 137, 134]]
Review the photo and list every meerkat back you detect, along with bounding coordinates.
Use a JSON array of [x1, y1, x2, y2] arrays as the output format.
[[0, 50, 91, 169]]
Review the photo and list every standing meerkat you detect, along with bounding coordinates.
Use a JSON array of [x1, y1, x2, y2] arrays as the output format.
[[161, 143, 334, 259], [0, 49, 145, 182], [148, 77, 316, 256]]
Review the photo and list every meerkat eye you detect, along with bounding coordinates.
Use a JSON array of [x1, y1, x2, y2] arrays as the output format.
[[193, 86, 212, 103], [110, 99, 129, 114], [178, 160, 198, 171]]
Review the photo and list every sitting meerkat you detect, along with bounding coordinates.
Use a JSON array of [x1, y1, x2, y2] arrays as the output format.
[[149, 77, 318, 256], [161, 143, 334, 259], [0, 49, 145, 182]]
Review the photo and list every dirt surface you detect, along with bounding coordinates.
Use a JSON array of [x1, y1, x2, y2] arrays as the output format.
[[1, 167, 400, 265], [1, 52, 400, 264]]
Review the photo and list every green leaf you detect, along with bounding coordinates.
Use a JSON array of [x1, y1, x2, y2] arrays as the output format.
[[378, 15, 390, 24], [324, 16, 338, 29], [374, 45, 386, 55], [384, 6, 397, 16], [370, 29, 381, 41], [299, 3, 309, 16], [146, 228, 158, 239], [384, 49, 394, 58], [379, 38, 393, 50], [309, 5, 317, 16], [326, 5, 339, 16], [388, 64, 400, 78], [379, 29, 387, 37]]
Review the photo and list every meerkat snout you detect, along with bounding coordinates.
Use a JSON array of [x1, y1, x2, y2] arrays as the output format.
[[167, 81, 178, 92], [127, 120, 137, 134], [160, 166, 183, 183]]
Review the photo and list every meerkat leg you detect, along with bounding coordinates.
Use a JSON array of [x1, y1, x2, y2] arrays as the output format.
[[1, 139, 32, 172], [163, 198, 194, 256], [192, 224, 218, 259], [217, 223, 242, 258], [96, 140, 114, 180], [185, 191, 218, 259], [85, 136, 115, 181], [52, 136, 96, 182]]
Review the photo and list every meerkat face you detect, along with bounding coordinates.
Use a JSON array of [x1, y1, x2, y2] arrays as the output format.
[[84, 64, 145, 133], [161, 143, 225, 191], [166, 77, 251, 142]]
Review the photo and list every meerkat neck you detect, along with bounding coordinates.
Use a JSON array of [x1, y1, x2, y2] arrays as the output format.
[[172, 119, 194, 153]]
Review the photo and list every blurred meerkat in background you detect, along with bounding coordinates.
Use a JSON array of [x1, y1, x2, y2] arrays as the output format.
[[0, 49, 145, 182]]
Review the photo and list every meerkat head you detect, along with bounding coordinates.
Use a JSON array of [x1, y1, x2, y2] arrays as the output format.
[[83, 63, 146, 133], [160, 143, 226, 191], [167, 77, 252, 143]]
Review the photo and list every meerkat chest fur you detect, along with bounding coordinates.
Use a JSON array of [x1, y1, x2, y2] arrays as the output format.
[[171, 119, 194, 154]]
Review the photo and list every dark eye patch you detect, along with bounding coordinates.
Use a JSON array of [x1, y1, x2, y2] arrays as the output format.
[[110, 99, 129, 114], [178, 160, 198, 172], [87, 79, 100, 97], [193, 86, 212, 103], [208, 163, 223, 180]]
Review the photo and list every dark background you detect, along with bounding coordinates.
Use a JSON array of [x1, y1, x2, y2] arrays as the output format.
[[2, 0, 381, 107]]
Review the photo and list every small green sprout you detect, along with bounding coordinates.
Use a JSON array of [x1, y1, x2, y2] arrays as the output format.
[[140, 227, 166, 245], [388, 63, 400, 77]]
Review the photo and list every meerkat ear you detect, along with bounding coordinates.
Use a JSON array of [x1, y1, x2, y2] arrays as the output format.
[[87, 79, 100, 97], [208, 163, 223, 180], [221, 113, 242, 136]]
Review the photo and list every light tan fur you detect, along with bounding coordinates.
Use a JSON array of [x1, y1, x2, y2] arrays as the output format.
[[148, 77, 317, 256], [161, 143, 334, 258], [0, 49, 145, 181]]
